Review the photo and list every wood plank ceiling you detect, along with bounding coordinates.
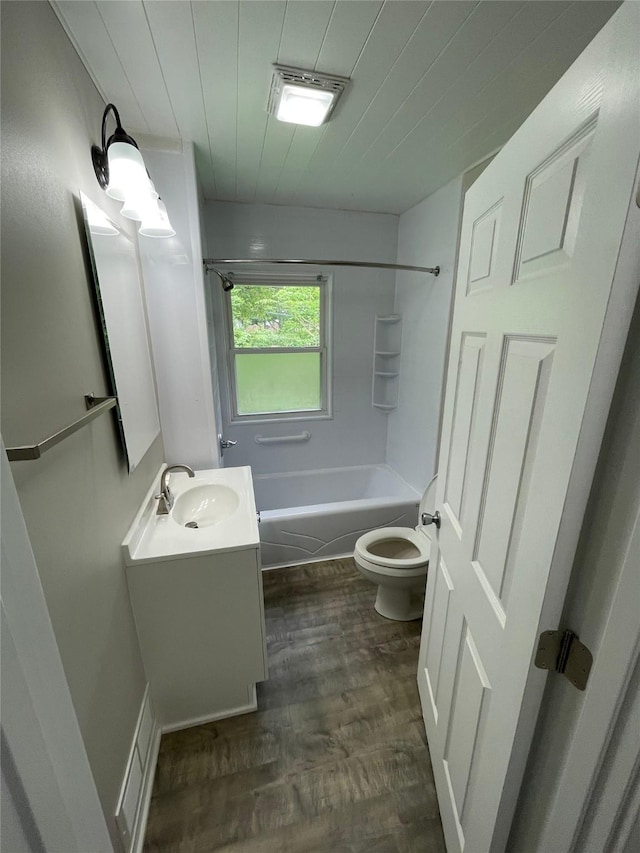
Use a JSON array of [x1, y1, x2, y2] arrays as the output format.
[[52, 0, 619, 214]]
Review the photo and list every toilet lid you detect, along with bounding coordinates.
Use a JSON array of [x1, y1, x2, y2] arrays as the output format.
[[417, 475, 438, 538]]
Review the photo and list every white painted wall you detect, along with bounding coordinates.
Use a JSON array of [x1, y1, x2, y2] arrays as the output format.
[[1, 446, 112, 852], [204, 201, 398, 476], [385, 177, 464, 493], [1, 5, 163, 845], [139, 142, 220, 470]]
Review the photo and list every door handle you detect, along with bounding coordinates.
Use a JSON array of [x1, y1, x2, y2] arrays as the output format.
[[421, 511, 441, 529]]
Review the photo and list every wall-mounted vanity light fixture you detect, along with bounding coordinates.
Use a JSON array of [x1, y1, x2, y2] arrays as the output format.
[[267, 66, 349, 127], [92, 103, 175, 238]]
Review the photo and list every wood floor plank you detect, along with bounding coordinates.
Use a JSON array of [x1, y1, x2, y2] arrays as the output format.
[[144, 558, 445, 852]]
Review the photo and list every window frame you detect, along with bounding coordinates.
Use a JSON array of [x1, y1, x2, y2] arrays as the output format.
[[222, 274, 332, 424]]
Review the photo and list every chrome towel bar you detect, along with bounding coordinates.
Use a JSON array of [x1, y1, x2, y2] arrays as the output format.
[[255, 431, 311, 446], [6, 394, 118, 461]]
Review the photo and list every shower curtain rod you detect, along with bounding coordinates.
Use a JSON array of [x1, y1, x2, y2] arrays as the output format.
[[203, 257, 440, 291]]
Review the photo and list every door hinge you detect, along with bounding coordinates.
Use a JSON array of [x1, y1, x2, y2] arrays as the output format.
[[534, 629, 593, 691]]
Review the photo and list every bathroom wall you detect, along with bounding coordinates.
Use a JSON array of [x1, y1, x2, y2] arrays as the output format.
[[385, 176, 465, 494], [0, 2, 163, 847], [205, 201, 398, 476]]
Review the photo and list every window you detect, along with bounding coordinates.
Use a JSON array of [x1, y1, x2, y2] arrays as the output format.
[[225, 278, 330, 420]]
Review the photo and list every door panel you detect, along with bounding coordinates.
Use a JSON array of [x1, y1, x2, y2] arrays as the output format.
[[444, 333, 486, 528], [443, 622, 491, 821], [467, 202, 502, 294], [473, 337, 556, 603], [424, 556, 455, 722], [514, 121, 595, 284], [417, 6, 640, 852]]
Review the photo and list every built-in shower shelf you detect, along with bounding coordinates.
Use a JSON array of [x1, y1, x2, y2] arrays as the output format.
[[372, 314, 402, 412]]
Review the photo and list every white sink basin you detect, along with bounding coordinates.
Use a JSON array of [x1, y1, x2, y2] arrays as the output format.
[[171, 483, 239, 529], [122, 466, 260, 564]]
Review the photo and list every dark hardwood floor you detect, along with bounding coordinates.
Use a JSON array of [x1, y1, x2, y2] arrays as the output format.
[[143, 558, 446, 853]]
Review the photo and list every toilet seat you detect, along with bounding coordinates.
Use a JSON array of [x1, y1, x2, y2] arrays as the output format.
[[353, 476, 438, 579], [355, 527, 430, 573]]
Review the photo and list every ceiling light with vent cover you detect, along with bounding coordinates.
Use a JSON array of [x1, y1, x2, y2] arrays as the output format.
[[267, 65, 349, 127]]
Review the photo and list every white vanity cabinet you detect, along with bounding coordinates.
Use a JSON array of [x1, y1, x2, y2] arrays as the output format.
[[126, 546, 267, 730], [123, 466, 268, 731]]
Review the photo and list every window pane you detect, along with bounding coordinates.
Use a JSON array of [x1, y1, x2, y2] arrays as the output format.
[[235, 353, 321, 414], [230, 285, 320, 348]]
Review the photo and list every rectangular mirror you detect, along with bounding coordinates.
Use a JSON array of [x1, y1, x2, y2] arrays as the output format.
[[80, 192, 160, 473]]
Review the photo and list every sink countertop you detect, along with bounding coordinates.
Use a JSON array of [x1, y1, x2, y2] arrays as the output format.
[[123, 465, 260, 565]]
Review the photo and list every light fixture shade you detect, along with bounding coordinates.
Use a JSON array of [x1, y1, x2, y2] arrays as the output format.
[[138, 199, 176, 238], [105, 141, 148, 203], [268, 65, 349, 127], [93, 105, 175, 233], [120, 187, 153, 221], [276, 85, 335, 126], [119, 172, 156, 221]]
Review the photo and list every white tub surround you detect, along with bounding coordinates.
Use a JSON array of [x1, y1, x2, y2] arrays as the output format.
[[206, 201, 398, 477], [123, 466, 267, 731], [254, 465, 420, 569], [386, 176, 465, 492]]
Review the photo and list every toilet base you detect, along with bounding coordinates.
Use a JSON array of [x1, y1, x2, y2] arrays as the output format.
[[374, 584, 423, 621]]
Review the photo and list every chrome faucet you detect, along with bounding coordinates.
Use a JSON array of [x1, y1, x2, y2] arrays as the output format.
[[156, 464, 195, 515]]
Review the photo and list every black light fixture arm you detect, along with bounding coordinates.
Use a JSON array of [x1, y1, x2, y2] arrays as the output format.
[[92, 103, 140, 190]]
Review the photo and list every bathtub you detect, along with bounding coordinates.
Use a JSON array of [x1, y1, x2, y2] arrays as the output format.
[[252, 464, 420, 569]]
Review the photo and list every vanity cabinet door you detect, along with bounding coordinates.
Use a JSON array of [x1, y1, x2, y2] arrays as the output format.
[[127, 547, 267, 729]]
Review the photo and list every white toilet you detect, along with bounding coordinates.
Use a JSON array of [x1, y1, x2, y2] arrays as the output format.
[[353, 476, 437, 621]]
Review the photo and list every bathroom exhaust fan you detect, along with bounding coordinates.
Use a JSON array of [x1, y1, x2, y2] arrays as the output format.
[[267, 65, 349, 127]]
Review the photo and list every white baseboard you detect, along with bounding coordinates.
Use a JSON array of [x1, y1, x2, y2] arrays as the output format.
[[261, 552, 353, 571], [116, 684, 259, 850], [161, 684, 258, 734], [131, 722, 160, 853], [115, 685, 161, 853]]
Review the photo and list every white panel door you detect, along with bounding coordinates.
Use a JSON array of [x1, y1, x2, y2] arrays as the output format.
[[417, 5, 640, 853]]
